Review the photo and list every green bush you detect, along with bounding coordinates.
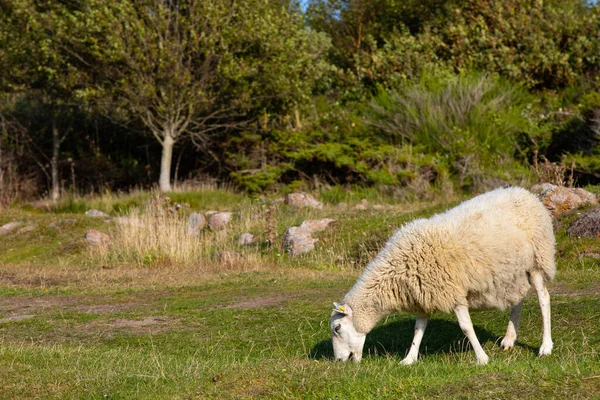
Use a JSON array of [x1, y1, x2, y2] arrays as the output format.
[[368, 73, 535, 190]]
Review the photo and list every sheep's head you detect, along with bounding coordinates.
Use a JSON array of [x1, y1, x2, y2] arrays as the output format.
[[330, 302, 366, 363]]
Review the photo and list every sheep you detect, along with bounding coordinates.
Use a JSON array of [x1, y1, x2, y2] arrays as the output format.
[[330, 186, 555, 365]]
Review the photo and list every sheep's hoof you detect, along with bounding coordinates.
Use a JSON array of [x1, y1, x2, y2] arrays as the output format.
[[538, 342, 553, 357], [400, 356, 417, 366], [500, 340, 515, 350], [476, 355, 489, 365], [500, 335, 516, 350]]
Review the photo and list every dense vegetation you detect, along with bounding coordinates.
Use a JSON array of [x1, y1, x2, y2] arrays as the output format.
[[2, 0, 600, 204]]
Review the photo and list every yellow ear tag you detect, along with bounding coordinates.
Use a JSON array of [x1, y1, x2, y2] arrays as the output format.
[[338, 305, 345, 312]]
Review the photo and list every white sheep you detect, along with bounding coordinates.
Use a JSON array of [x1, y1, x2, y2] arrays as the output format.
[[330, 187, 555, 365]]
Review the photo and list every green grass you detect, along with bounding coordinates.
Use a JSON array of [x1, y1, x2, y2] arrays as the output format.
[[1, 189, 600, 399]]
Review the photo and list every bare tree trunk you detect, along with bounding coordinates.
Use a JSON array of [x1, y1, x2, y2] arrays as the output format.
[[294, 107, 302, 130], [159, 133, 175, 192], [51, 117, 60, 203]]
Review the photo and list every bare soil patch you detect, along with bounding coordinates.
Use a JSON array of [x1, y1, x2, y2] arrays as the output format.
[[549, 281, 600, 298], [0, 293, 157, 316]]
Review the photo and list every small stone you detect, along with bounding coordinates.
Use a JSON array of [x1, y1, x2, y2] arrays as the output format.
[[285, 192, 323, 210], [85, 209, 110, 218], [238, 233, 256, 246], [84, 229, 111, 247], [187, 212, 206, 236], [208, 212, 233, 230], [282, 226, 318, 256], [354, 199, 369, 210], [0, 222, 22, 236]]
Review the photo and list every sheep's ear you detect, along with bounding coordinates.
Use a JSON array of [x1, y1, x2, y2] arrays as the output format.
[[332, 302, 351, 316]]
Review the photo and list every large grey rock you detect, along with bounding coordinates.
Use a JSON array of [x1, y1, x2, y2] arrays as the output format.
[[85, 209, 110, 218], [532, 184, 597, 217], [567, 207, 600, 238], [84, 229, 111, 247], [187, 212, 206, 236], [285, 192, 323, 210], [282, 226, 318, 256], [208, 212, 233, 230], [238, 232, 256, 246], [0, 222, 22, 236]]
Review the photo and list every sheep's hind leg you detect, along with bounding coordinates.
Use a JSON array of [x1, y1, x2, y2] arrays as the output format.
[[500, 299, 524, 350], [400, 317, 428, 365], [455, 305, 489, 365], [531, 271, 553, 356]]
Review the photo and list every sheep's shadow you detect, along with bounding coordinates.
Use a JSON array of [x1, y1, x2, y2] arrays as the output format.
[[309, 317, 537, 361]]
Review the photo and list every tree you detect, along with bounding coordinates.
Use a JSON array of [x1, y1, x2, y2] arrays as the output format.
[[0, 0, 96, 202], [87, 0, 330, 192]]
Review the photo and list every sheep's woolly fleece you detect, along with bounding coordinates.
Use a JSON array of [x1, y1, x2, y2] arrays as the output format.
[[343, 186, 556, 334]]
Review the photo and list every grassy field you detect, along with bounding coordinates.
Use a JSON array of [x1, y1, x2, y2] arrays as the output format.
[[1, 189, 599, 399]]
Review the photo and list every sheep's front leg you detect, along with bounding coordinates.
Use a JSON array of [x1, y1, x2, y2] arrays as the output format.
[[501, 299, 524, 350], [454, 305, 489, 365], [400, 317, 428, 365], [531, 271, 553, 356]]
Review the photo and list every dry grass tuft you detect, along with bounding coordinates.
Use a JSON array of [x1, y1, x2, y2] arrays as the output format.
[[532, 150, 575, 187], [93, 193, 207, 266], [91, 192, 268, 270]]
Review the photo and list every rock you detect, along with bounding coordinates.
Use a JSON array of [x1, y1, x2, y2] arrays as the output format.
[[238, 233, 256, 246], [0, 222, 22, 236], [282, 227, 318, 256], [187, 212, 206, 236], [567, 207, 600, 238], [84, 229, 111, 247], [299, 218, 336, 233], [354, 199, 369, 210], [530, 183, 556, 195], [85, 209, 110, 218], [282, 218, 336, 256], [534, 184, 597, 217], [112, 216, 145, 227], [208, 212, 233, 230], [205, 210, 219, 217], [285, 192, 323, 210]]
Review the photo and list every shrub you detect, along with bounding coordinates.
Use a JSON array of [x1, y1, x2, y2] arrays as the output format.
[[368, 73, 534, 190]]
